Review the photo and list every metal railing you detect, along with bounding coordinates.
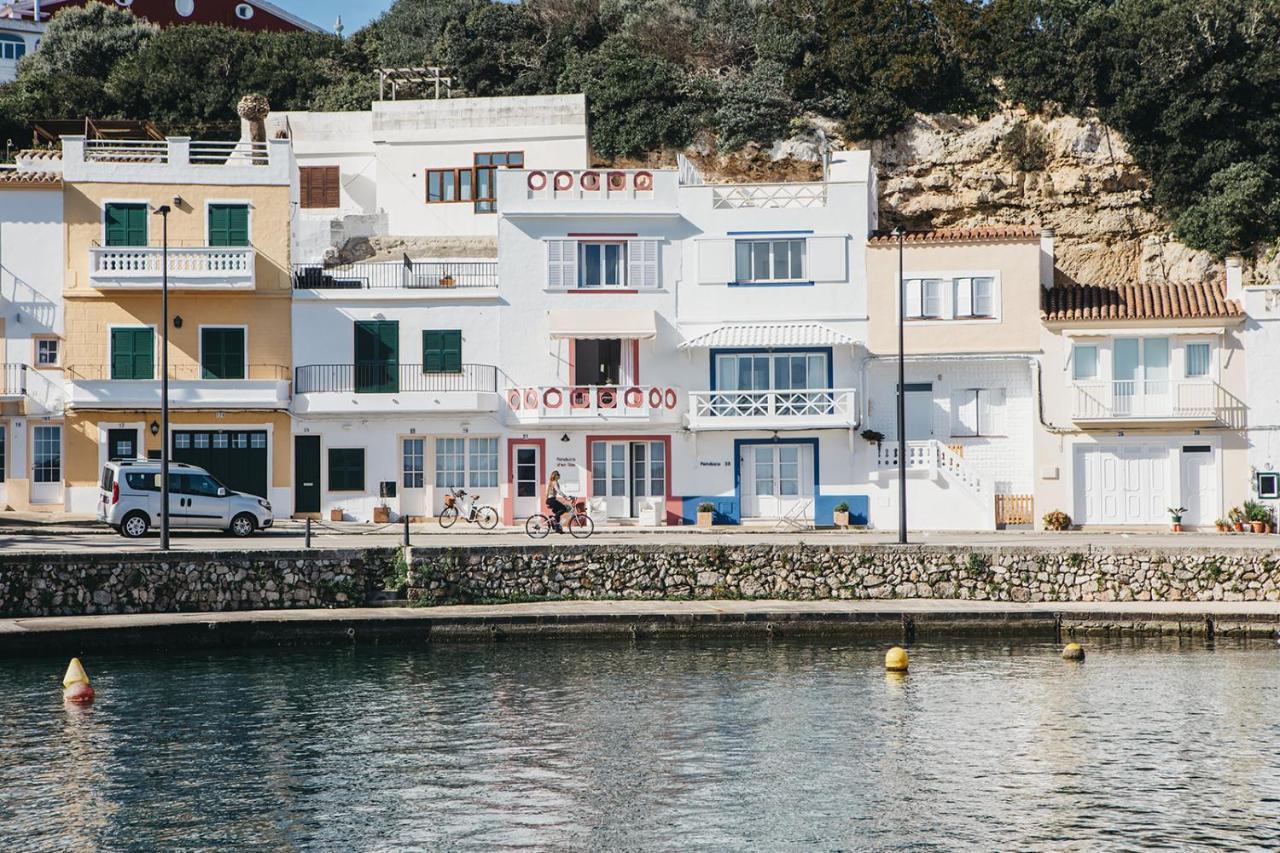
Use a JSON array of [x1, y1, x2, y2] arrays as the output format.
[[689, 388, 855, 420], [0, 363, 27, 397], [83, 138, 271, 167], [91, 246, 254, 279], [295, 363, 499, 394], [188, 140, 269, 165], [84, 139, 169, 164], [292, 260, 498, 290], [1072, 379, 1224, 420]]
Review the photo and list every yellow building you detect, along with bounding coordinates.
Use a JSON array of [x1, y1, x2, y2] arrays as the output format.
[[58, 135, 295, 515]]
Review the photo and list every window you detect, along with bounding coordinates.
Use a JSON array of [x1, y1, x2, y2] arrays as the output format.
[[125, 472, 160, 492], [956, 277, 996, 317], [104, 203, 148, 247], [328, 448, 365, 492], [435, 437, 465, 488], [580, 242, 627, 288], [435, 437, 498, 488], [716, 351, 829, 392], [34, 337, 59, 367], [300, 166, 340, 209], [905, 278, 944, 319], [422, 330, 462, 373], [207, 204, 249, 247], [201, 327, 246, 380], [474, 151, 523, 213], [1185, 343, 1211, 378], [33, 425, 60, 484], [174, 434, 191, 449], [213, 433, 229, 449], [1258, 471, 1280, 500], [1072, 344, 1099, 381], [110, 327, 154, 380], [468, 438, 498, 488], [403, 438, 424, 489], [0, 35, 26, 61], [734, 239, 805, 283], [952, 388, 1007, 437], [426, 168, 474, 204]]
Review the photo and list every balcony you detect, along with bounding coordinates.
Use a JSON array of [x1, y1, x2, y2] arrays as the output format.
[[497, 169, 679, 217], [293, 363, 501, 415], [686, 389, 857, 431], [291, 260, 498, 299], [61, 136, 292, 186], [1071, 380, 1241, 425], [0, 364, 26, 400], [89, 246, 256, 290], [67, 365, 291, 410], [507, 385, 681, 425]]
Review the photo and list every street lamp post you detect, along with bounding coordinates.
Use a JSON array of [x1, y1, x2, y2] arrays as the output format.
[[155, 204, 171, 551], [894, 226, 908, 545]]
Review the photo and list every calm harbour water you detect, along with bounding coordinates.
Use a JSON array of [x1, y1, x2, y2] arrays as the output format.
[[2, 637, 1279, 851]]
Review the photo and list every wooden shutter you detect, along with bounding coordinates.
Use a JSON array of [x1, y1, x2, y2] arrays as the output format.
[[954, 278, 972, 317], [807, 235, 847, 282], [981, 388, 1007, 436], [905, 279, 922, 318], [423, 330, 462, 373], [111, 328, 154, 380], [202, 328, 245, 379], [697, 238, 735, 284], [546, 240, 577, 290], [951, 390, 977, 437], [208, 204, 249, 247], [105, 203, 147, 247], [301, 166, 339, 209], [627, 239, 660, 288]]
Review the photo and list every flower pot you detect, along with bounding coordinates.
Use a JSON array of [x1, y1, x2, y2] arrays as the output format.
[[373, 506, 391, 524], [330, 509, 344, 522], [439, 275, 456, 288], [1234, 522, 1246, 532], [1171, 522, 1182, 533], [1251, 521, 1266, 533], [1216, 524, 1227, 533], [697, 510, 714, 528], [834, 510, 850, 529]]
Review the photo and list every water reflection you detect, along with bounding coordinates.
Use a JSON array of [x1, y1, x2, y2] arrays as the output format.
[[1, 637, 1278, 849]]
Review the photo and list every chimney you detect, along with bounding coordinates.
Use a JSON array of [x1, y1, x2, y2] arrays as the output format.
[[1225, 255, 1244, 301], [236, 94, 270, 164], [1039, 228, 1056, 290]]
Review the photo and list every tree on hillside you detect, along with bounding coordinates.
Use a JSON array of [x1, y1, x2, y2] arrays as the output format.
[[21, 3, 156, 80]]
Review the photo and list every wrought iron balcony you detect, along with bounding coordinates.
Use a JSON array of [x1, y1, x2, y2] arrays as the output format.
[[292, 260, 498, 291], [292, 364, 501, 415]]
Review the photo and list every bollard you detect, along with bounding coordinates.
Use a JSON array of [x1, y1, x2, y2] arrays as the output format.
[[403, 514, 410, 547], [304, 516, 311, 549]]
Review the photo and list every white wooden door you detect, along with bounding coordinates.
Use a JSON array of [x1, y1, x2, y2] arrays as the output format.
[[741, 445, 813, 519], [401, 438, 425, 517], [1076, 444, 1170, 525], [30, 424, 62, 505], [903, 384, 934, 440], [1179, 445, 1217, 528], [513, 445, 540, 518]]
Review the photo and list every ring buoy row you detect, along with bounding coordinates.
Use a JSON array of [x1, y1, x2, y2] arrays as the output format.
[[526, 170, 655, 192], [509, 387, 679, 411]]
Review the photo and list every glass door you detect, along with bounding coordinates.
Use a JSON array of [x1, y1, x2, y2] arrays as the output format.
[[513, 445, 540, 518], [630, 441, 666, 517], [401, 438, 425, 518]]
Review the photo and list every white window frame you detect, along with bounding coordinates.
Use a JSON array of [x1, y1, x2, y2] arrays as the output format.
[[734, 238, 807, 283], [33, 336, 60, 367], [1182, 339, 1214, 379], [435, 436, 498, 489], [1072, 343, 1099, 381], [578, 241, 628, 289], [903, 271, 1002, 323]]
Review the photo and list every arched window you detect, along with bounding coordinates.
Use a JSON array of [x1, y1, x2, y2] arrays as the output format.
[[0, 34, 26, 62]]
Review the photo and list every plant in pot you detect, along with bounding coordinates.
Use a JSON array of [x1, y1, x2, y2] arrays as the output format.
[[833, 501, 851, 529], [330, 507, 345, 523], [373, 500, 392, 524], [1167, 506, 1187, 533], [1214, 518, 1229, 533], [1244, 500, 1269, 533], [439, 274, 456, 288], [1042, 509, 1071, 531], [1228, 506, 1246, 532], [860, 429, 885, 446], [696, 502, 715, 528]]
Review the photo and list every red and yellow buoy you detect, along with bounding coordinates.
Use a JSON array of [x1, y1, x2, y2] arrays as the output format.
[[62, 658, 95, 705]]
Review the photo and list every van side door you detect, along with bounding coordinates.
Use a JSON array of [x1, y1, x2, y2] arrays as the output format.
[[183, 473, 231, 528]]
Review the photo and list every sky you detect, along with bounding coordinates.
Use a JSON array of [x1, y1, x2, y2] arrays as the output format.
[[270, 0, 396, 34]]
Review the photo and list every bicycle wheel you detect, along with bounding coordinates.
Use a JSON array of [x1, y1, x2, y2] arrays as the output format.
[[525, 514, 551, 539], [476, 506, 499, 530], [567, 513, 594, 539], [439, 505, 460, 528]]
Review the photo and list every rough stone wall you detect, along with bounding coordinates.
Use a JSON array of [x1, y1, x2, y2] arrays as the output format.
[[409, 545, 1280, 605], [0, 549, 399, 617]]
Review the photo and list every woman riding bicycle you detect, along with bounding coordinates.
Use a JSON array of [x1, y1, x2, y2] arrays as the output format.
[[545, 470, 571, 533]]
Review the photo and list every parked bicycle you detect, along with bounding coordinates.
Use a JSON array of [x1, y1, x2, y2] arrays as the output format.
[[525, 496, 594, 539], [439, 487, 499, 530]]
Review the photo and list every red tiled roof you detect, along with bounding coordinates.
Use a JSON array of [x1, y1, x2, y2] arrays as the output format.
[[16, 149, 62, 162], [0, 170, 61, 186], [869, 225, 1041, 245], [1041, 282, 1242, 323]]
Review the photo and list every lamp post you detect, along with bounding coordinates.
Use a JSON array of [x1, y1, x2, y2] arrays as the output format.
[[894, 226, 908, 545], [155, 204, 171, 551]]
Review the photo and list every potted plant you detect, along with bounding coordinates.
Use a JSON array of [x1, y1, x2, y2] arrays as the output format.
[[1245, 501, 1269, 533], [1229, 506, 1246, 532], [330, 507, 345, 522], [860, 429, 885, 446], [1042, 509, 1071, 531], [1167, 506, 1187, 533], [373, 501, 392, 524], [833, 501, 851, 529], [1214, 518, 1229, 533], [696, 502, 715, 528], [439, 274, 456, 288]]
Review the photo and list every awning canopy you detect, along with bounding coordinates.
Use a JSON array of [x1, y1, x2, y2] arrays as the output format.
[[680, 322, 858, 349], [548, 309, 657, 340]]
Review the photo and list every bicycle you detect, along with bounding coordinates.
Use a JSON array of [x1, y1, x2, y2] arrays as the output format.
[[439, 487, 499, 530], [525, 496, 595, 539]]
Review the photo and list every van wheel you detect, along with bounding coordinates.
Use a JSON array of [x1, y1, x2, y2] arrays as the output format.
[[229, 513, 256, 537], [121, 512, 150, 539]]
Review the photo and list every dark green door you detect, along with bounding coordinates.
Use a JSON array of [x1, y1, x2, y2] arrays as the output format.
[[294, 435, 321, 513], [354, 320, 398, 393], [111, 328, 154, 380], [201, 327, 246, 379], [172, 430, 268, 499], [207, 204, 250, 247], [105, 203, 148, 247]]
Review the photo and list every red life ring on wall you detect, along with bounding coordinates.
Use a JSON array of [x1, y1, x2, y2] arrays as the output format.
[[570, 387, 591, 409], [649, 387, 664, 408], [623, 387, 644, 408], [665, 388, 678, 409], [580, 171, 601, 191], [527, 171, 547, 191], [507, 389, 522, 410], [635, 171, 653, 191], [607, 171, 627, 191], [553, 171, 574, 191], [597, 387, 618, 409], [524, 389, 539, 409], [543, 387, 563, 408]]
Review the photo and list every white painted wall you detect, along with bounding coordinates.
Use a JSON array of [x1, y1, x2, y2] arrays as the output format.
[[1, 185, 64, 419]]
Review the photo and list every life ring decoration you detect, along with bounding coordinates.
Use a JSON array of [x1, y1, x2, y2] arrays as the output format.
[[553, 171, 574, 191], [634, 171, 654, 191], [542, 387, 564, 409], [597, 387, 618, 409], [569, 387, 591, 409], [527, 171, 547, 191], [580, 170, 601, 191], [507, 389, 523, 410], [524, 389, 539, 409], [665, 388, 678, 409], [607, 171, 627, 191], [648, 387, 664, 409], [623, 387, 644, 409]]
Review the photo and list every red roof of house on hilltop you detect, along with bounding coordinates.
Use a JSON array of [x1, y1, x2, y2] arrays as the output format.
[[4, 0, 323, 32]]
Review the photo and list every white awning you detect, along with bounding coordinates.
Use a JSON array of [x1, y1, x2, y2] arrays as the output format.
[[548, 309, 657, 340], [680, 322, 858, 349]]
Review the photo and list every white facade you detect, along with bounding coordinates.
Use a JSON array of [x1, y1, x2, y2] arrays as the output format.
[[0, 15, 41, 85]]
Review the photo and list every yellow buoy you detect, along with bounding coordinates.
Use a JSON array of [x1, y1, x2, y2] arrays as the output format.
[[62, 658, 95, 705], [885, 646, 909, 672], [63, 658, 90, 688], [1061, 642, 1085, 661]]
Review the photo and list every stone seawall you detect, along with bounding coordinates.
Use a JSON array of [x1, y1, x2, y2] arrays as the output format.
[[0, 549, 400, 617], [408, 544, 1280, 605]]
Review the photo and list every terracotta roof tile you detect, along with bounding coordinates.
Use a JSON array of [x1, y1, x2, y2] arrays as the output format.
[[1041, 282, 1241, 323], [0, 170, 61, 186], [16, 149, 62, 162], [869, 225, 1041, 245]]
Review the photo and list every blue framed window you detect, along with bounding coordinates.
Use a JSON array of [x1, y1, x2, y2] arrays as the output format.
[[0, 35, 26, 62], [714, 351, 830, 391], [735, 239, 805, 283]]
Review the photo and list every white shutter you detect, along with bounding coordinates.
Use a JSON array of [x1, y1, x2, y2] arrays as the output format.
[[697, 238, 736, 284], [546, 239, 577, 290], [627, 239, 660, 289], [955, 277, 972, 317], [905, 279, 922, 318], [807, 235, 847, 282], [981, 388, 1007, 436], [952, 390, 977, 437]]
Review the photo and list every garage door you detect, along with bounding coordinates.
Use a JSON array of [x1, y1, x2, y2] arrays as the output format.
[[1074, 444, 1170, 526], [173, 430, 269, 499]]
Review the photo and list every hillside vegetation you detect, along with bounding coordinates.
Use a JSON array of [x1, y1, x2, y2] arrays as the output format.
[[1, 0, 1277, 263]]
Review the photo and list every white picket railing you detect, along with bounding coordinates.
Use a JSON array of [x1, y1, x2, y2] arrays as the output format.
[[876, 440, 990, 500], [712, 182, 827, 210], [1072, 379, 1222, 420], [688, 388, 856, 427]]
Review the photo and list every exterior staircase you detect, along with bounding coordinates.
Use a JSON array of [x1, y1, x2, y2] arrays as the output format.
[[872, 440, 997, 529]]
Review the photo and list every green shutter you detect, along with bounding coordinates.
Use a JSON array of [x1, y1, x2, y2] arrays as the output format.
[[328, 448, 365, 491], [208, 204, 249, 247], [423, 329, 462, 373], [105, 203, 147, 247], [202, 328, 245, 380], [111, 328, 154, 380]]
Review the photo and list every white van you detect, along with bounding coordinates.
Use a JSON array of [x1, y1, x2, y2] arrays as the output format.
[[98, 461, 274, 538]]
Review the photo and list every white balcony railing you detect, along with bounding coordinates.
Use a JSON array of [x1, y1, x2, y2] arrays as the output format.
[[1072, 379, 1227, 422], [89, 246, 256, 290], [507, 385, 681, 423], [711, 182, 828, 210], [875, 440, 990, 500], [687, 388, 856, 430]]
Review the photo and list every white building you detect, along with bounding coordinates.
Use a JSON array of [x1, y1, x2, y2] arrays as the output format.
[[0, 10, 41, 85]]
